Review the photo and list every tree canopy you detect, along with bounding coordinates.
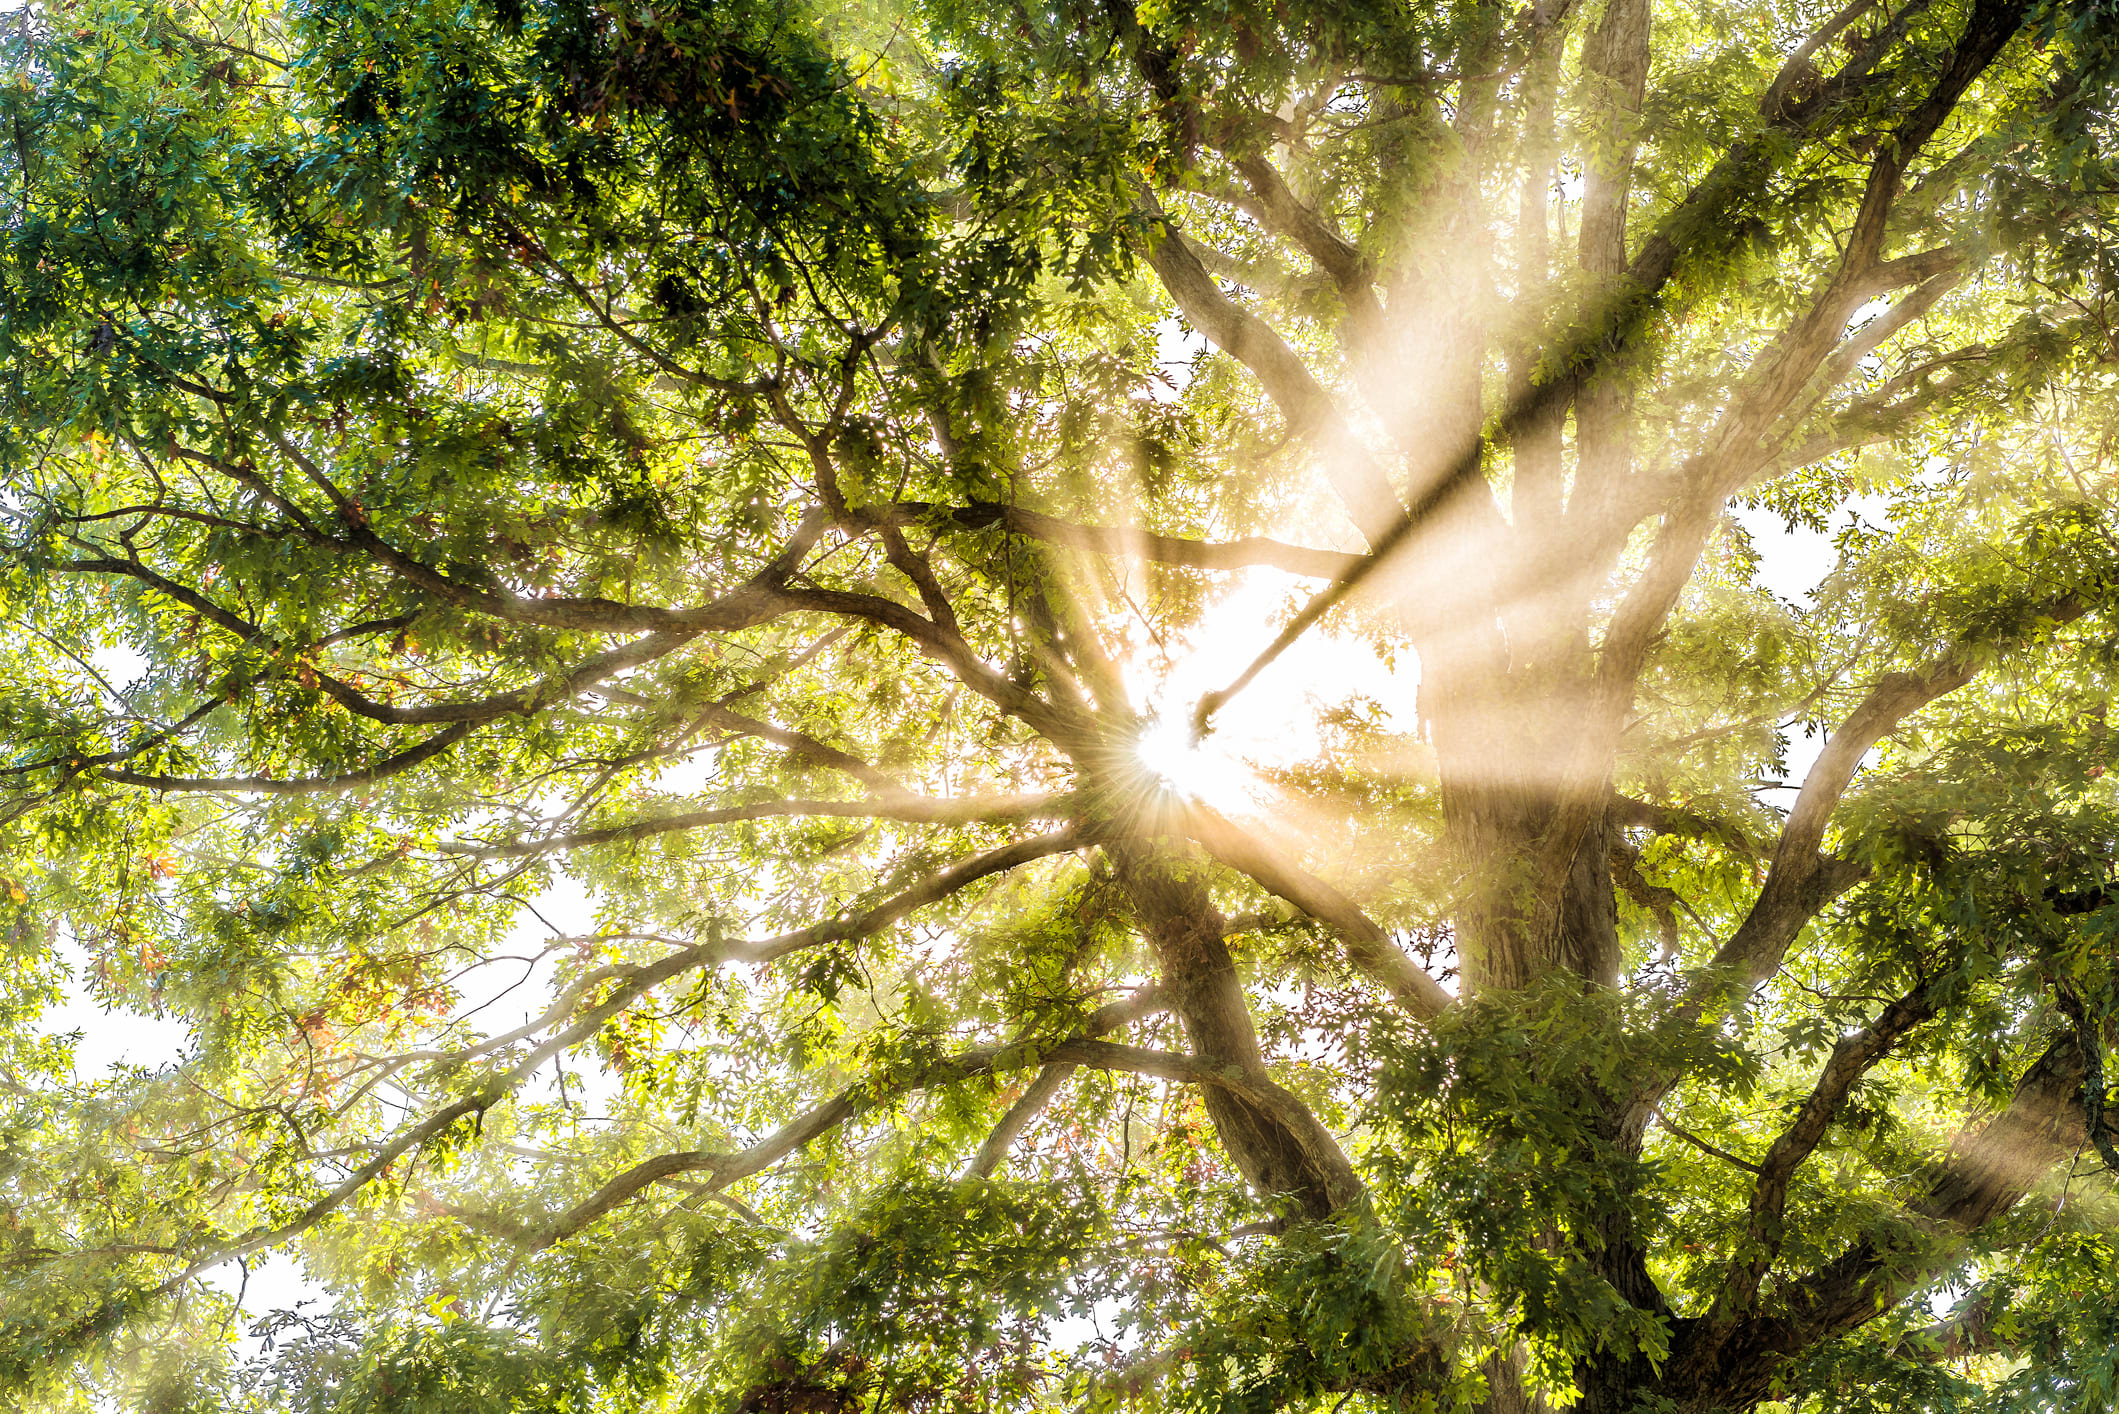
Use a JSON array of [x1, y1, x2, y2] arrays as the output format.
[[3, 0, 2119, 1406]]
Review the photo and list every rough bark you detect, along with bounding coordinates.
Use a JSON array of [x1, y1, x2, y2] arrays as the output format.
[[1110, 843, 1362, 1220]]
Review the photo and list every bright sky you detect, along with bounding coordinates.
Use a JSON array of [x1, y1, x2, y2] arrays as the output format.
[[1127, 566, 1419, 808]]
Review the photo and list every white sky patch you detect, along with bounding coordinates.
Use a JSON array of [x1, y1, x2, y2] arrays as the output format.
[[1846, 295, 1895, 333], [1730, 493, 1896, 788], [1124, 569, 1417, 814], [87, 643, 150, 700], [1149, 316, 1210, 403], [648, 741, 721, 796], [204, 1250, 323, 1361], [1047, 1292, 1135, 1359], [39, 936, 193, 1073]]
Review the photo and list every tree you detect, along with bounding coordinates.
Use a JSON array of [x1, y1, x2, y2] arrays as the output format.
[[1, 0, 2118, 1404]]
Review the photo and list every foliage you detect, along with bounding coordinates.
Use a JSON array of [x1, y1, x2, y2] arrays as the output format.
[[1, 0, 2118, 1406]]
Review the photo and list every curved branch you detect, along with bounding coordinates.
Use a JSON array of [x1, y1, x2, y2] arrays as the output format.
[[692, 701, 910, 798], [750, 828, 1090, 962], [101, 721, 479, 796], [1712, 978, 1944, 1322], [262, 430, 826, 634], [1218, 150, 1370, 297], [1655, 1108, 1764, 1175], [543, 996, 1186, 1247], [58, 555, 699, 727], [1668, 1028, 2114, 1406], [765, 585, 1088, 744], [966, 985, 1171, 1179], [1501, 0, 2014, 493], [152, 826, 1094, 1280], [423, 834, 1089, 1076], [965, 1063, 1077, 1179], [1609, 792, 1757, 855], [885, 501, 1365, 580], [1709, 620, 2084, 993], [442, 793, 1073, 858], [1621, 616, 2082, 1140], [1183, 806, 1453, 1019], [1134, 192, 1406, 545], [1531, 89, 2031, 934], [160, 922, 735, 1287]]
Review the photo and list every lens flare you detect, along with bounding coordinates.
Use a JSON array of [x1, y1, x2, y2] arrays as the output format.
[[1134, 714, 1242, 802], [1115, 570, 1421, 818]]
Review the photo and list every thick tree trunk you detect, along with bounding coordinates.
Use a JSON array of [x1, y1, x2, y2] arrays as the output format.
[[1495, 0, 1650, 1007], [1431, 693, 1624, 996], [1478, 1347, 1547, 1414], [1110, 843, 1362, 1220]]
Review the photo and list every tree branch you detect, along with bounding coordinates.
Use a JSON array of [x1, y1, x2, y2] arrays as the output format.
[[1182, 806, 1453, 1019], [692, 701, 911, 799], [748, 828, 1090, 963], [1710, 639, 2044, 993], [57, 555, 706, 730], [886, 501, 1365, 580], [1133, 191, 1406, 545], [1668, 1029, 2112, 1406], [1713, 978, 1944, 1322], [965, 1063, 1079, 1179], [765, 585, 1089, 745], [441, 793, 1071, 858], [541, 999, 1214, 1248], [964, 985, 1170, 1178], [148, 826, 1101, 1281], [262, 430, 826, 634], [101, 721, 480, 796]]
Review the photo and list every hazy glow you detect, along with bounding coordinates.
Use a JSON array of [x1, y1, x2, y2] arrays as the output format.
[[1122, 571, 1420, 813], [1135, 714, 1233, 800]]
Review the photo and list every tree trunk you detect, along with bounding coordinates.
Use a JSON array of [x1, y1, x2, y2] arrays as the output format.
[[1110, 843, 1362, 1220]]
